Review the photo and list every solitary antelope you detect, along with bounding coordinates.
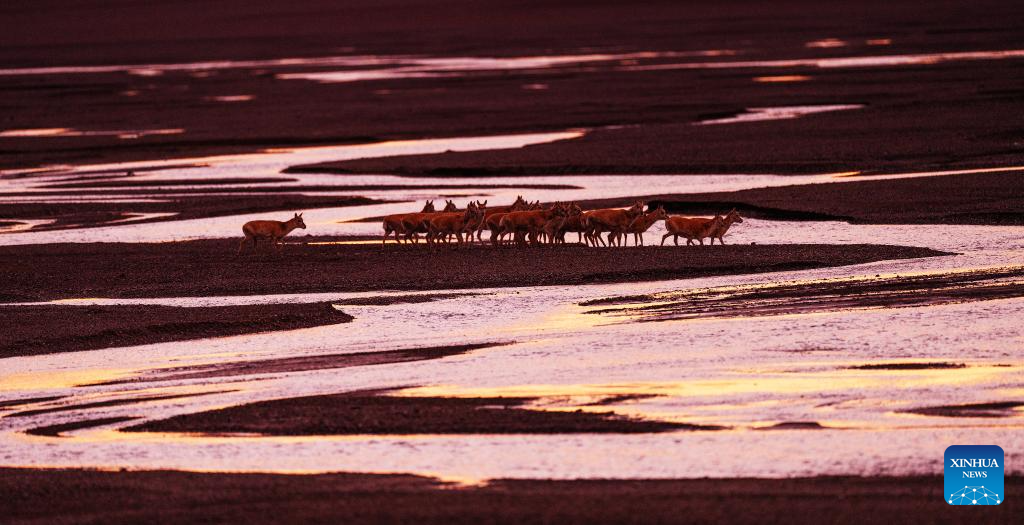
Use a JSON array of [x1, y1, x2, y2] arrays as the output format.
[[708, 208, 744, 245], [382, 200, 435, 246], [661, 214, 724, 246], [238, 212, 306, 254], [582, 201, 645, 246], [622, 206, 667, 246], [497, 202, 568, 246]]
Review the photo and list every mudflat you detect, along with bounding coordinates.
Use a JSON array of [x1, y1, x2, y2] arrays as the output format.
[[0, 468, 1018, 524], [0, 240, 947, 302], [0, 303, 352, 358], [126, 390, 714, 435], [3, 1, 1024, 173]]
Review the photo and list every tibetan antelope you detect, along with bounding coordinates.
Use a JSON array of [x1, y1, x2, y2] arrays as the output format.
[[435, 200, 488, 244], [553, 203, 586, 244], [708, 208, 744, 245], [661, 214, 724, 246], [400, 199, 457, 243], [582, 201, 645, 247], [546, 203, 583, 244], [497, 202, 568, 246], [488, 199, 540, 245], [622, 206, 667, 246], [382, 200, 435, 246], [427, 201, 486, 247], [238, 212, 306, 254], [476, 195, 528, 242]]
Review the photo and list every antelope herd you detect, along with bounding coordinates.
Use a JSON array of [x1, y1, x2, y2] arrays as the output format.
[[379, 196, 744, 248]]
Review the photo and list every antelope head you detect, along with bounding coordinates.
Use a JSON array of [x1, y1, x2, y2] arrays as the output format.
[[443, 200, 458, 212], [513, 195, 527, 208], [421, 200, 436, 213], [463, 202, 486, 223], [725, 208, 744, 224], [292, 212, 306, 229]]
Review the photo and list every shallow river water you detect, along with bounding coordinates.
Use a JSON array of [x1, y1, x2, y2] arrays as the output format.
[[1, 132, 1022, 482]]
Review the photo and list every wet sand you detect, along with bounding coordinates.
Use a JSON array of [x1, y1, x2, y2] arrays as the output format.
[[0, 240, 946, 302], [127, 390, 711, 435], [0, 303, 352, 358], [1, 468, 1018, 524]]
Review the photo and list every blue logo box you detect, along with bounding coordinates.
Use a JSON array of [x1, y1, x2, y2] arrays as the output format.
[[944, 445, 1004, 505]]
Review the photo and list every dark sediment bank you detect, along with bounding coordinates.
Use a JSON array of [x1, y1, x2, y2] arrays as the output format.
[[0, 303, 352, 358], [0, 240, 947, 303], [126, 391, 717, 435], [901, 401, 1024, 418], [1, 468, 1020, 524], [3, 1, 1024, 174], [645, 171, 1024, 225]]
